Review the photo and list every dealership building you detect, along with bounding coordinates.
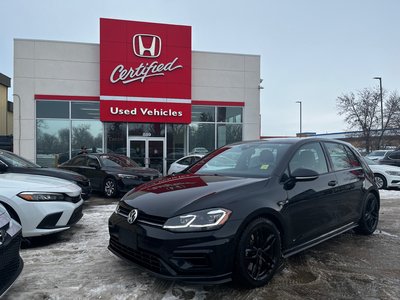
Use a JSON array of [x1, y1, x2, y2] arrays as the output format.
[[13, 18, 261, 175]]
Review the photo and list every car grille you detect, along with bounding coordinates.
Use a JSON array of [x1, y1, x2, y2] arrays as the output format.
[[116, 202, 167, 227], [109, 236, 166, 274], [0, 233, 22, 290]]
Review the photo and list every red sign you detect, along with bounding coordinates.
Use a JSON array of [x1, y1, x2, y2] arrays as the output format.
[[100, 18, 192, 100], [100, 100, 191, 124]]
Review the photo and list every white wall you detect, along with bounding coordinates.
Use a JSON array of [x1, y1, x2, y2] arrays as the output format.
[[14, 40, 261, 161]]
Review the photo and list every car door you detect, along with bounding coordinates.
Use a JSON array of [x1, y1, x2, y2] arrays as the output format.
[[281, 142, 339, 248], [323, 142, 365, 225], [85, 155, 103, 190]]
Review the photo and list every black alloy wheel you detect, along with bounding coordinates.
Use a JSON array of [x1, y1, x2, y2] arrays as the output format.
[[355, 193, 379, 235], [234, 218, 281, 288], [374, 174, 387, 189], [104, 177, 118, 198]]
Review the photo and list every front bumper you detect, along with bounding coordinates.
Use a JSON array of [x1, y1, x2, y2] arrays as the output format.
[[10, 197, 84, 237], [108, 212, 239, 284], [0, 228, 24, 297]]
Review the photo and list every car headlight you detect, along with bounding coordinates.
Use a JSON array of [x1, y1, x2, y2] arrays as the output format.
[[385, 171, 400, 176], [163, 208, 231, 232], [117, 174, 138, 179], [17, 192, 66, 201]]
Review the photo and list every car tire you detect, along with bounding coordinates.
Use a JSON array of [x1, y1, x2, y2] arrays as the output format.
[[374, 174, 387, 189], [103, 177, 118, 198], [234, 218, 282, 288], [354, 193, 379, 235]]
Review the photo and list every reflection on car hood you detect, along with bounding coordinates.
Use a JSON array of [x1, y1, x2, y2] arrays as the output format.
[[122, 173, 268, 218], [0, 173, 81, 197], [13, 167, 89, 182]]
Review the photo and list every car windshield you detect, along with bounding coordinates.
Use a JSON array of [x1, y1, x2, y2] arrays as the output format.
[[99, 155, 140, 168], [367, 151, 387, 157], [364, 157, 379, 165], [188, 143, 291, 178], [0, 150, 40, 168]]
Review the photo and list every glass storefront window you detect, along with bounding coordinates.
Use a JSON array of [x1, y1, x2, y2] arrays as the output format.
[[192, 106, 215, 122], [167, 124, 187, 167], [128, 123, 165, 137], [36, 101, 69, 118], [105, 122, 127, 155], [71, 102, 100, 119], [217, 107, 242, 123], [217, 124, 243, 148], [72, 120, 103, 155], [36, 119, 70, 167], [189, 123, 215, 154]]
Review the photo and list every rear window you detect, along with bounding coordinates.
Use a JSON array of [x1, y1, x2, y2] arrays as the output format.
[[325, 142, 361, 171]]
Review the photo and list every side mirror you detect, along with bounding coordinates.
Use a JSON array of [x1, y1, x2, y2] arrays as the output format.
[[291, 168, 319, 181], [0, 161, 8, 172]]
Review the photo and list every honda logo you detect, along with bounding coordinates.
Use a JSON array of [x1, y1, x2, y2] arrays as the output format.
[[133, 34, 161, 58], [127, 209, 138, 224]]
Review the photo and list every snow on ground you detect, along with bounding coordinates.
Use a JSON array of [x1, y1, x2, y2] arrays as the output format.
[[379, 189, 400, 199]]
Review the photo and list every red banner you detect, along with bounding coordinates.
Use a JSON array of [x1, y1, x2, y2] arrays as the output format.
[[100, 100, 191, 124]]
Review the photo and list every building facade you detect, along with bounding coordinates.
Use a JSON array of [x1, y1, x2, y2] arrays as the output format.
[[13, 18, 261, 175], [0, 73, 13, 136]]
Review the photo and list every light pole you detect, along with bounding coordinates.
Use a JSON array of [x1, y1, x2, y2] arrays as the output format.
[[296, 101, 302, 136], [373, 77, 383, 148]]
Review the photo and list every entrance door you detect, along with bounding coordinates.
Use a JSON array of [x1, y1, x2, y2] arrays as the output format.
[[128, 138, 166, 175]]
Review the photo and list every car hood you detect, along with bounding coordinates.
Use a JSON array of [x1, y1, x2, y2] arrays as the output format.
[[122, 173, 269, 218], [12, 166, 89, 182], [369, 164, 400, 173], [104, 166, 160, 176], [0, 173, 81, 197]]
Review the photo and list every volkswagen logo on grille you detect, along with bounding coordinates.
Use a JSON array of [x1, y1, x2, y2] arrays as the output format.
[[127, 209, 138, 224]]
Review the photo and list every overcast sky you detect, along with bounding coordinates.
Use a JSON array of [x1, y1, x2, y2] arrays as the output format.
[[1, 0, 399, 136]]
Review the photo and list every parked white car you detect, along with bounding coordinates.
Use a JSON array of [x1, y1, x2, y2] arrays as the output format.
[[365, 150, 393, 161], [167, 154, 204, 175], [365, 157, 400, 189], [0, 173, 84, 237]]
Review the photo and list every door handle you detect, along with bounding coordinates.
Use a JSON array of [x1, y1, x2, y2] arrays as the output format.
[[328, 180, 337, 186]]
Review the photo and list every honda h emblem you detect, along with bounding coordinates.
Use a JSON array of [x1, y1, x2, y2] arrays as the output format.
[[127, 209, 138, 224], [133, 34, 161, 58]]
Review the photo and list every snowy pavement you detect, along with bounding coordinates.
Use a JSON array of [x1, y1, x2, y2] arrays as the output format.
[[4, 190, 400, 300]]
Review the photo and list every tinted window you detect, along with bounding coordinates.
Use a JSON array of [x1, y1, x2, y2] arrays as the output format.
[[71, 102, 100, 119], [69, 156, 86, 166], [325, 142, 360, 171], [87, 156, 100, 167], [388, 151, 400, 159], [192, 106, 215, 122], [0, 151, 39, 167], [37, 101, 69, 118], [217, 107, 242, 123], [99, 155, 139, 168], [178, 157, 193, 166], [289, 142, 328, 174], [190, 143, 290, 178]]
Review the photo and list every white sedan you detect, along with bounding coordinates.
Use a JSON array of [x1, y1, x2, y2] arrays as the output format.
[[365, 157, 400, 189], [0, 173, 84, 237], [167, 154, 204, 175]]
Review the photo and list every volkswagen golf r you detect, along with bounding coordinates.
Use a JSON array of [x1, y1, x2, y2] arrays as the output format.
[[108, 138, 379, 288]]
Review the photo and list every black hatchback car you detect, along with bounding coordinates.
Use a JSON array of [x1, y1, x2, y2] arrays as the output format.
[[108, 138, 380, 288], [59, 153, 161, 197], [0, 203, 24, 297], [0, 150, 91, 200]]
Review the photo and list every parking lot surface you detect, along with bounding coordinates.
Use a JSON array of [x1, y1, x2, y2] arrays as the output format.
[[4, 191, 400, 300]]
